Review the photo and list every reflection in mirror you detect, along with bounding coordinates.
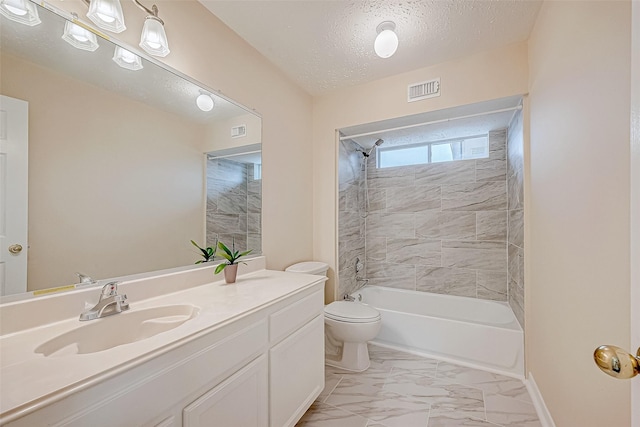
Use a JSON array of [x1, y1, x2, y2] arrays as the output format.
[[0, 1, 262, 297]]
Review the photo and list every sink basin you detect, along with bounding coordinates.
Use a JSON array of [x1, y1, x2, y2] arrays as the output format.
[[35, 304, 199, 357]]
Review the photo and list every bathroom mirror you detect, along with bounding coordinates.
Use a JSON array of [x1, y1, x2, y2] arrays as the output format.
[[0, 1, 262, 297]]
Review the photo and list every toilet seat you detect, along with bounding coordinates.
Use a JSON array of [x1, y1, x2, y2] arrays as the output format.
[[324, 301, 381, 323]]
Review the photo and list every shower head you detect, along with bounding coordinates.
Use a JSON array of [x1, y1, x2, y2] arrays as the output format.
[[364, 139, 384, 157]]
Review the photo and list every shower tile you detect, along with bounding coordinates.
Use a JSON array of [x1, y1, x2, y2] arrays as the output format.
[[508, 209, 524, 248], [247, 233, 261, 254], [339, 238, 365, 271], [247, 178, 261, 195], [476, 211, 507, 241], [295, 401, 370, 427], [366, 237, 387, 262], [509, 277, 525, 329], [414, 161, 476, 185], [368, 167, 415, 189], [476, 158, 506, 182], [441, 181, 507, 212], [488, 129, 507, 161], [517, 246, 524, 287], [507, 244, 520, 285], [339, 266, 358, 298], [386, 186, 441, 213], [367, 263, 416, 290], [344, 184, 360, 212], [247, 192, 261, 214], [415, 267, 476, 297], [368, 188, 386, 212], [206, 213, 246, 234], [340, 211, 365, 241], [217, 232, 247, 252], [476, 271, 507, 301], [415, 211, 476, 240], [218, 192, 247, 214], [386, 238, 441, 267], [507, 169, 524, 211], [366, 212, 415, 238], [484, 394, 541, 427], [206, 194, 218, 213], [442, 241, 506, 271], [248, 213, 261, 233]]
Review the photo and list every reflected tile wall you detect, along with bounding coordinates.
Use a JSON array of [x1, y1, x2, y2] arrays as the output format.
[[205, 158, 262, 255], [364, 130, 510, 302], [507, 110, 525, 327]]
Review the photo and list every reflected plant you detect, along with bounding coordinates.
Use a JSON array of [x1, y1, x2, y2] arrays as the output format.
[[190, 237, 218, 264]]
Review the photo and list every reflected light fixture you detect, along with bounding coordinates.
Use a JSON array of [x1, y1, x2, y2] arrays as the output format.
[[133, 0, 169, 57], [62, 19, 99, 51], [374, 21, 398, 59], [83, 0, 126, 33], [113, 46, 143, 71], [0, 0, 41, 26], [196, 92, 215, 112]]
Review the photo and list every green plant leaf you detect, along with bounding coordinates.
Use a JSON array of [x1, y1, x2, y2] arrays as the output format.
[[215, 263, 227, 274], [195, 260, 203, 264], [238, 249, 253, 258], [218, 241, 234, 258]]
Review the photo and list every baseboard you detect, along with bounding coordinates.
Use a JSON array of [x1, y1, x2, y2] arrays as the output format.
[[525, 372, 556, 427]]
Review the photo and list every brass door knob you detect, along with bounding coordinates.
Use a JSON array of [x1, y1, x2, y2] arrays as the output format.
[[594, 345, 640, 379], [8, 244, 23, 254]]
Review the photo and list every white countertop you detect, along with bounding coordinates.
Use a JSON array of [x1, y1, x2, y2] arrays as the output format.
[[0, 265, 324, 422]]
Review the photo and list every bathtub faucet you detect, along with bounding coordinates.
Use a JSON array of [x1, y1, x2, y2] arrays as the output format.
[[343, 293, 362, 302]]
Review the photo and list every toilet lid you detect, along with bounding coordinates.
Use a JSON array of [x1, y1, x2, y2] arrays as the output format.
[[324, 301, 381, 323]]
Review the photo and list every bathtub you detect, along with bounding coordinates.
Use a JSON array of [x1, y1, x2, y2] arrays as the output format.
[[352, 286, 524, 377]]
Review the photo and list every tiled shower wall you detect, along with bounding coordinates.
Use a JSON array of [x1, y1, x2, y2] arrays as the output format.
[[364, 130, 510, 301], [206, 158, 262, 255], [507, 111, 525, 327], [338, 140, 366, 298]]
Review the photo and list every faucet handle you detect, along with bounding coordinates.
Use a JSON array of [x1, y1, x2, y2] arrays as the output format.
[[100, 281, 121, 298]]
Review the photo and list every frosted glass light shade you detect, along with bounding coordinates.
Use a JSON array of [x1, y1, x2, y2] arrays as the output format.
[[62, 21, 99, 51], [113, 46, 143, 71], [87, 0, 126, 33], [139, 16, 169, 57], [0, 0, 41, 26], [196, 94, 214, 112], [374, 22, 398, 59]]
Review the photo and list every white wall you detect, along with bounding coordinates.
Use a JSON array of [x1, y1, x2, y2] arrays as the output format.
[[312, 42, 529, 302], [45, 0, 314, 273], [527, 2, 631, 425]]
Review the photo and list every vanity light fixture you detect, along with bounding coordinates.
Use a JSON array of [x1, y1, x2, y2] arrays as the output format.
[[133, 0, 169, 57], [82, 0, 126, 33], [0, 0, 41, 26], [62, 18, 99, 52], [196, 92, 215, 112], [113, 46, 143, 71], [374, 21, 398, 59]]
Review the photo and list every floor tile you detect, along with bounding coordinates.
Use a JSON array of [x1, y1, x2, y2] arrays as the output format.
[[484, 394, 542, 426], [296, 402, 370, 426], [427, 410, 495, 427]]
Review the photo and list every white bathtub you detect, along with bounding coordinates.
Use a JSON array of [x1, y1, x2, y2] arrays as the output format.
[[352, 286, 524, 377]]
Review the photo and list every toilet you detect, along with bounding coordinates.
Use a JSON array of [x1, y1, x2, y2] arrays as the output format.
[[285, 262, 382, 372]]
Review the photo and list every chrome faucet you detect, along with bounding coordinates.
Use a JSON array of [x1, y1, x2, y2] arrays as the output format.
[[76, 272, 97, 285], [79, 281, 129, 321]]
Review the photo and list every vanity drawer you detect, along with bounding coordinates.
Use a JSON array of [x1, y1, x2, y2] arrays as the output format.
[[269, 289, 323, 344]]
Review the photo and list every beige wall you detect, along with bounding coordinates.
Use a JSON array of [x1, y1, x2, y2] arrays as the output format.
[[43, 0, 314, 272], [527, 1, 631, 425], [204, 113, 262, 153], [1, 53, 206, 290], [312, 42, 529, 302]]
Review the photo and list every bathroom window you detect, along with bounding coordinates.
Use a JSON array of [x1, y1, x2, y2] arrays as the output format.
[[377, 136, 489, 168], [253, 163, 262, 180]]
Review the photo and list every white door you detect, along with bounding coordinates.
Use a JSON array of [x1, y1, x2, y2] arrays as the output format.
[[0, 95, 29, 296]]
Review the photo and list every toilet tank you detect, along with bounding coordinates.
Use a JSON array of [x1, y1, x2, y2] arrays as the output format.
[[285, 262, 329, 276]]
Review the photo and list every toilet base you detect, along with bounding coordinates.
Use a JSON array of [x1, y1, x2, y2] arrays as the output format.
[[325, 341, 371, 372]]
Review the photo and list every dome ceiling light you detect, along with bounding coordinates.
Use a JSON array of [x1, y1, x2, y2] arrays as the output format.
[[374, 21, 398, 59]]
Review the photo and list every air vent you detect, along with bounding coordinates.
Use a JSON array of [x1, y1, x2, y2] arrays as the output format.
[[408, 78, 440, 102], [231, 125, 246, 138]]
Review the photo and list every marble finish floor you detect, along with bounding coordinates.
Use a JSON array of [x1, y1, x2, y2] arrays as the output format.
[[297, 344, 541, 427]]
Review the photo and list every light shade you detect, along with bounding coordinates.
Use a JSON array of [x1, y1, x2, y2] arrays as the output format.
[[196, 93, 214, 112], [139, 16, 169, 57], [113, 46, 143, 71], [0, 0, 41, 26], [86, 0, 126, 33], [62, 20, 99, 51], [374, 21, 398, 59]]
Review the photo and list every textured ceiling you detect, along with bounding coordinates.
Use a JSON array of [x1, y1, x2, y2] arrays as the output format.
[[198, 0, 542, 95]]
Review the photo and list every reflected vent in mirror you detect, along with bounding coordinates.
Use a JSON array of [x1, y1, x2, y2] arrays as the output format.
[[408, 78, 440, 103], [231, 125, 246, 138]]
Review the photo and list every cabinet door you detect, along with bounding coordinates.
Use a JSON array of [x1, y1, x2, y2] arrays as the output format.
[[183, 355, 268, 427], [270, 314, 324, 427]]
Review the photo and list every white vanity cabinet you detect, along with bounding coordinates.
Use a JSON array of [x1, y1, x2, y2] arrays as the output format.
[[2, 277, 325, 427]]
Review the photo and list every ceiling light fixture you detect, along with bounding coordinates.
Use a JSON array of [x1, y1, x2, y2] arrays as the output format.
[[113, 46, 143, 70], [82, 0, 126, 33], [196, 92, 214, 112], [374, 21, 398, 59], [133, 0, 169, 57], [62, 19, 99, 51], [0, 0, 41, 26]]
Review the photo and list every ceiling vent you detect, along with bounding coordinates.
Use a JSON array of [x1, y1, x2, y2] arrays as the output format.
[[408, 78, 440, 103], [231, 125, 246, 138]]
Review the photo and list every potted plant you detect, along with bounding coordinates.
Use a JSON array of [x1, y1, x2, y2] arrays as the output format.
[[190, 237, 217, 264], [215, 239, 252, 284]]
